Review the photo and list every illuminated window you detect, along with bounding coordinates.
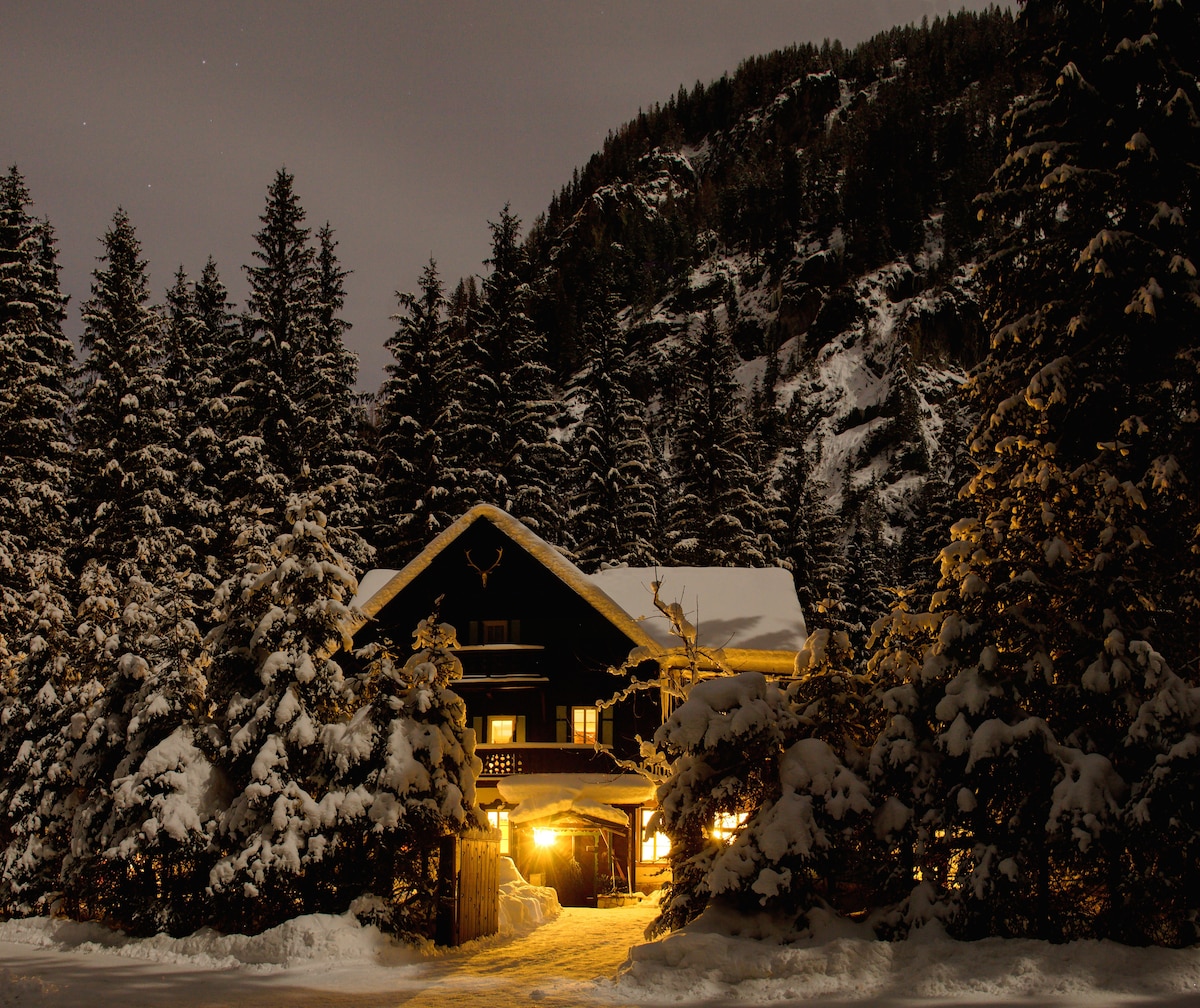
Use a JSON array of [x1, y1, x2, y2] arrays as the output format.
[[571, 706, 598, 744], [485, 808, 511, 854], [711, 811, 748, 844], [639, 808, 670, 862], [482, 620, 509, 644], [488, 716, 516, 744]]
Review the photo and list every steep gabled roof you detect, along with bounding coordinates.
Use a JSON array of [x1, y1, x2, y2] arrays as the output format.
[[351, 505, 807, 675], [349, 503, 661, 653]]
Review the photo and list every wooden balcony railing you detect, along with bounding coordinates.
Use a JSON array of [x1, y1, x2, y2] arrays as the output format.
[[475, 743, 618, 778]]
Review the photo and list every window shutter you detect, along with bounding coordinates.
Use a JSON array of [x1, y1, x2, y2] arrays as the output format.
[[600, 708, 614, 746], [555, 705, 568, 743], [516, 715, 527, 743], [468, 621, 480, 645], [510, 619, 521, 643], [472, 717, 484, 741]]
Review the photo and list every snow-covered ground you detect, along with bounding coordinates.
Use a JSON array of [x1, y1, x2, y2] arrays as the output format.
[[5, 889, 1200, 1007]]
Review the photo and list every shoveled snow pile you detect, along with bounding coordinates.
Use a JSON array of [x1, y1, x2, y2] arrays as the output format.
[[605, 905, 1200, 1005], [498, 855, 561, 931]]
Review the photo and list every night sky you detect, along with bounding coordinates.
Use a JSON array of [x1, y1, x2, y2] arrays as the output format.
[[5, 1, 1002, 390]]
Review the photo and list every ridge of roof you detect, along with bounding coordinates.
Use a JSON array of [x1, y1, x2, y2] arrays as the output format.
[[349, 503, 661, 653]]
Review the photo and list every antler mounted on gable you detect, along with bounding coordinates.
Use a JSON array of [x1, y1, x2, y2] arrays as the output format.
[[465, 547, 503, 588]]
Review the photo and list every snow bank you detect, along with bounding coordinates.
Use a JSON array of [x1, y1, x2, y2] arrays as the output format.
[[498, 855, 561, 932], [606, 907, 1200, 1004], [0, 859, 558, 971], [0, 911, 417, 971]]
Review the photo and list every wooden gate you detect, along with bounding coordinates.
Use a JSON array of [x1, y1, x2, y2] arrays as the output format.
[[436, 828, 500, 946]]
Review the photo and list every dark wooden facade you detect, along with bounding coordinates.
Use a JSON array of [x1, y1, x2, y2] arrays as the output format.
[[353, 514, 662, 766], [350, 507, 666, 906]]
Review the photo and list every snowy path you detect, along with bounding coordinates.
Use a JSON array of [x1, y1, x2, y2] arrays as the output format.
[[0, 905, 659, 1008]]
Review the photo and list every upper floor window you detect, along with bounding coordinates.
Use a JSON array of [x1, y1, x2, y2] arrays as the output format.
[[571, 706, 598, 745], [488, 715, 517, 744], [482, 620, 509, 644]]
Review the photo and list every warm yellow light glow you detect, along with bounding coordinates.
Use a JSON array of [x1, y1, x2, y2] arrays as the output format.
[[533, 828, 558, 848], [711, 811, 748, 844], [488, 715, 516, 744], [640, 808, 670, 862], [486, 809, 511, 855]]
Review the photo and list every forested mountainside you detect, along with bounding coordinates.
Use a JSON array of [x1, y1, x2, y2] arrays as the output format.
[[410, 6, 1020, 640]]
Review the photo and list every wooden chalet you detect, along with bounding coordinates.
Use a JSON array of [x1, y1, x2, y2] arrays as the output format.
[[349, 504, 807, 905]]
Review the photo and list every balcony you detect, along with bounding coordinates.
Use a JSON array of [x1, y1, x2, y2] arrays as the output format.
[[475, 743, 618, 779]]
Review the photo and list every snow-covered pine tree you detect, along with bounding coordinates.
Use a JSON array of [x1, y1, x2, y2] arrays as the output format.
[[647, 671, 796, 936], [0, 170, 78, 915], [869, 0, 1200, 944], [160, 265, 231, 617], [0, 169, 77, 864], [373, 260, 466, 566], [330, 610, 485, 939], [205, 486, 361, 934], [770, 446, 851, 637], [233, 173, 371, 573], [460, 206, 566, 538], [63, 209, 212, 924], [841, 479, 898, 651], [0, 167, 75, 652], [302, 222, 374, 570], [665, 310, 777, 566], [238, 168, 317, 485], [565, 284, 661, 569]]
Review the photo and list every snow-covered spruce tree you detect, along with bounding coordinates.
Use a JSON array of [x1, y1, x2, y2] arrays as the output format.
[[647, 671, 795, 936], [330, 610, 485, 940], [647, 652, 882, 939], [373, 260, 466, 566], [665, 309, 777, 567], [302, 222, 375, 570], [0, 166, 75, 659], [841, 480, 899, 651], [869, 0, 1200, 944], [161, 259, 240, 598], [229, 170, 371, 572], [236, 168, 317, 485], [770, 446, 852, 638], [63, 210, 212, 925], [205, 486, 361, 934], [458, 206, 566, 538], [0, 167, 77, 892], [565, 284, 661, 570]]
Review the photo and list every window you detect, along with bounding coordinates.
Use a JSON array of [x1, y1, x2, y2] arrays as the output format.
[[571, 706, 598, 744], [640, 808, 670, 862], [486, 808, 511, 854], [482, 620, 509, 644], [487, 715, 516, 744]]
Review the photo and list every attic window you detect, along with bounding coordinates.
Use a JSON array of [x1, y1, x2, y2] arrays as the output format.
[[482, 620, 509, 644]]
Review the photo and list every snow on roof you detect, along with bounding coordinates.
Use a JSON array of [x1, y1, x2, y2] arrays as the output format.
[[351, 567, 399, 610], [350, 506, 806, 673], [588, 566, 807, 654], [497, 773, 657, 826]]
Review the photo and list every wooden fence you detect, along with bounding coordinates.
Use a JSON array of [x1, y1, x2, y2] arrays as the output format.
[[436, 828, 500, 946]]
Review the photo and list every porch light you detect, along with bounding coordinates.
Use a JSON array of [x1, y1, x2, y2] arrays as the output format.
[[533, 828, 558, 848]]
